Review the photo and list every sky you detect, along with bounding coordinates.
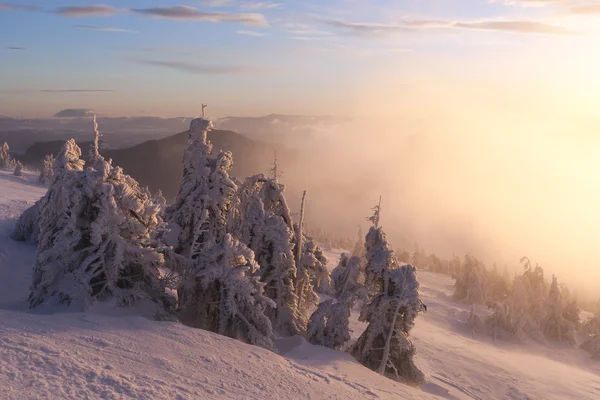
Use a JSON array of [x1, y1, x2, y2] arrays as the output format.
[[2, 1, 600, 294], [1, 0, 600, 118]]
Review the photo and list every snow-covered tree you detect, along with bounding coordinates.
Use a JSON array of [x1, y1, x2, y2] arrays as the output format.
[[269, 149, 283, 181], [11, 199, 41, 244], [177, 234, 275, 349], [367, 196, 382, 228], [542, 275, 575, 344], [0, 142, 16, 169], [30, 127, 173, 317], [307, 295, 354, 350], [519, 257, 547, 322], [352, 226, 365, 257], [363, 226, 399, 294], [13, 161, 23, 177], [453, 255, 486, 305], [231, 174, 304, 335], [230, 175, 302, 332], [296, 232, 331, 312], [350, 264, 426, 385], [38, 154, 56, 185], [331, 253, 366, 301], [165, 118, 237, 258]]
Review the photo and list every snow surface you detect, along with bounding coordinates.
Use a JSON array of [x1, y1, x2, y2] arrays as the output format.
[[1, 170, 599, 399]]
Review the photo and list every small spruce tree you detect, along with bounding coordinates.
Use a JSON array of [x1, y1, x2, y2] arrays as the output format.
[[38, 154, 56, 185]]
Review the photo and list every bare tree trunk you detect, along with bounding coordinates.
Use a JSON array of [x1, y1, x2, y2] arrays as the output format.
[[295, 190, 306, 267], [378, 301, 401, 375]]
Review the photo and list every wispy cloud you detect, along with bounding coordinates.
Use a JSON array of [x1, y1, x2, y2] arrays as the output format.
[[6, 46, 26, 50], [283, 22, 333, 36], [239, 2, 282, 10], [200, 0, 233, 6], [75, 25, 137, 33], [316, 15, 577, 37], [236, 30, 266, 36], [491, 0, 561, 6], [0, 2, 40, 12], [54, 108, 95, 118], [454, 20, 579, 35], [318, 18, 409, 36], [41, 89, 116, 93], [52, 4, 118, 17], [130, 6, 268, 27], [129, 59, 261, 74]]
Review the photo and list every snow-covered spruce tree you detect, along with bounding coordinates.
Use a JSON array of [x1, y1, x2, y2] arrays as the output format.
[[363, 226, 398, 294], [295, 231, 331, 311], [38, 154, 56, 185], [0, 142, 16, 169], [352, 226, 366, 257], [29, 127, 173, 317], [453, 255, 487, 305], [307, 295, 354, 350], [165, 118, 237, 258], [11, 199, 41, 243], [19, 139, 84, 245], [177, 234, 275, 349], [331, 253, 366, 301], [542, 275, 575, 344], [13, 161, 23, 177], [231, 174, 304, 336], [520, 257, 547, 322], [507, 277, 542, 341], [349, 264, 426, 385]]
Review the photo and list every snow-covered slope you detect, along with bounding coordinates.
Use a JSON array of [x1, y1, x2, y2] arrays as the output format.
[[1, 170, 599, 400]]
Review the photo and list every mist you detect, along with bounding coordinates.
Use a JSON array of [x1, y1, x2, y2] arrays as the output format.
[[278, 84, 600, 299]]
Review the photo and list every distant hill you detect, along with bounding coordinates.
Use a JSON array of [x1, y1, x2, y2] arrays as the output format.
[[18, 129, 291, 202]]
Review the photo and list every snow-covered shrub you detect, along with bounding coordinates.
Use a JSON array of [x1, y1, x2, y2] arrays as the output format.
[[350, 264, 426, 385], [29, 130, 173, 317], [165, 118, 237, 258], [177, 234, 275, 349], [307, 295, 353, 350], [11, 200, 41, 243], [38, 154, 56, 185], [581, 334, 600, 358], [13, 161, 23, 177]]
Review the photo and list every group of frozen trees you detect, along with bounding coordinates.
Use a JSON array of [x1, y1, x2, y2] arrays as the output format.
[[396, 237, 584, 347], [1, 141, 56, 180], [161, 117, 335, 348], [13, 116, 427, 385], [0, 142, 21, 175], [13, 116, 330, 348], [462, 257, 580, 346]]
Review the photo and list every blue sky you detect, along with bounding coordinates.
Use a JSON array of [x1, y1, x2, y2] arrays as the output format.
[[1, 0, 598, 117]]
